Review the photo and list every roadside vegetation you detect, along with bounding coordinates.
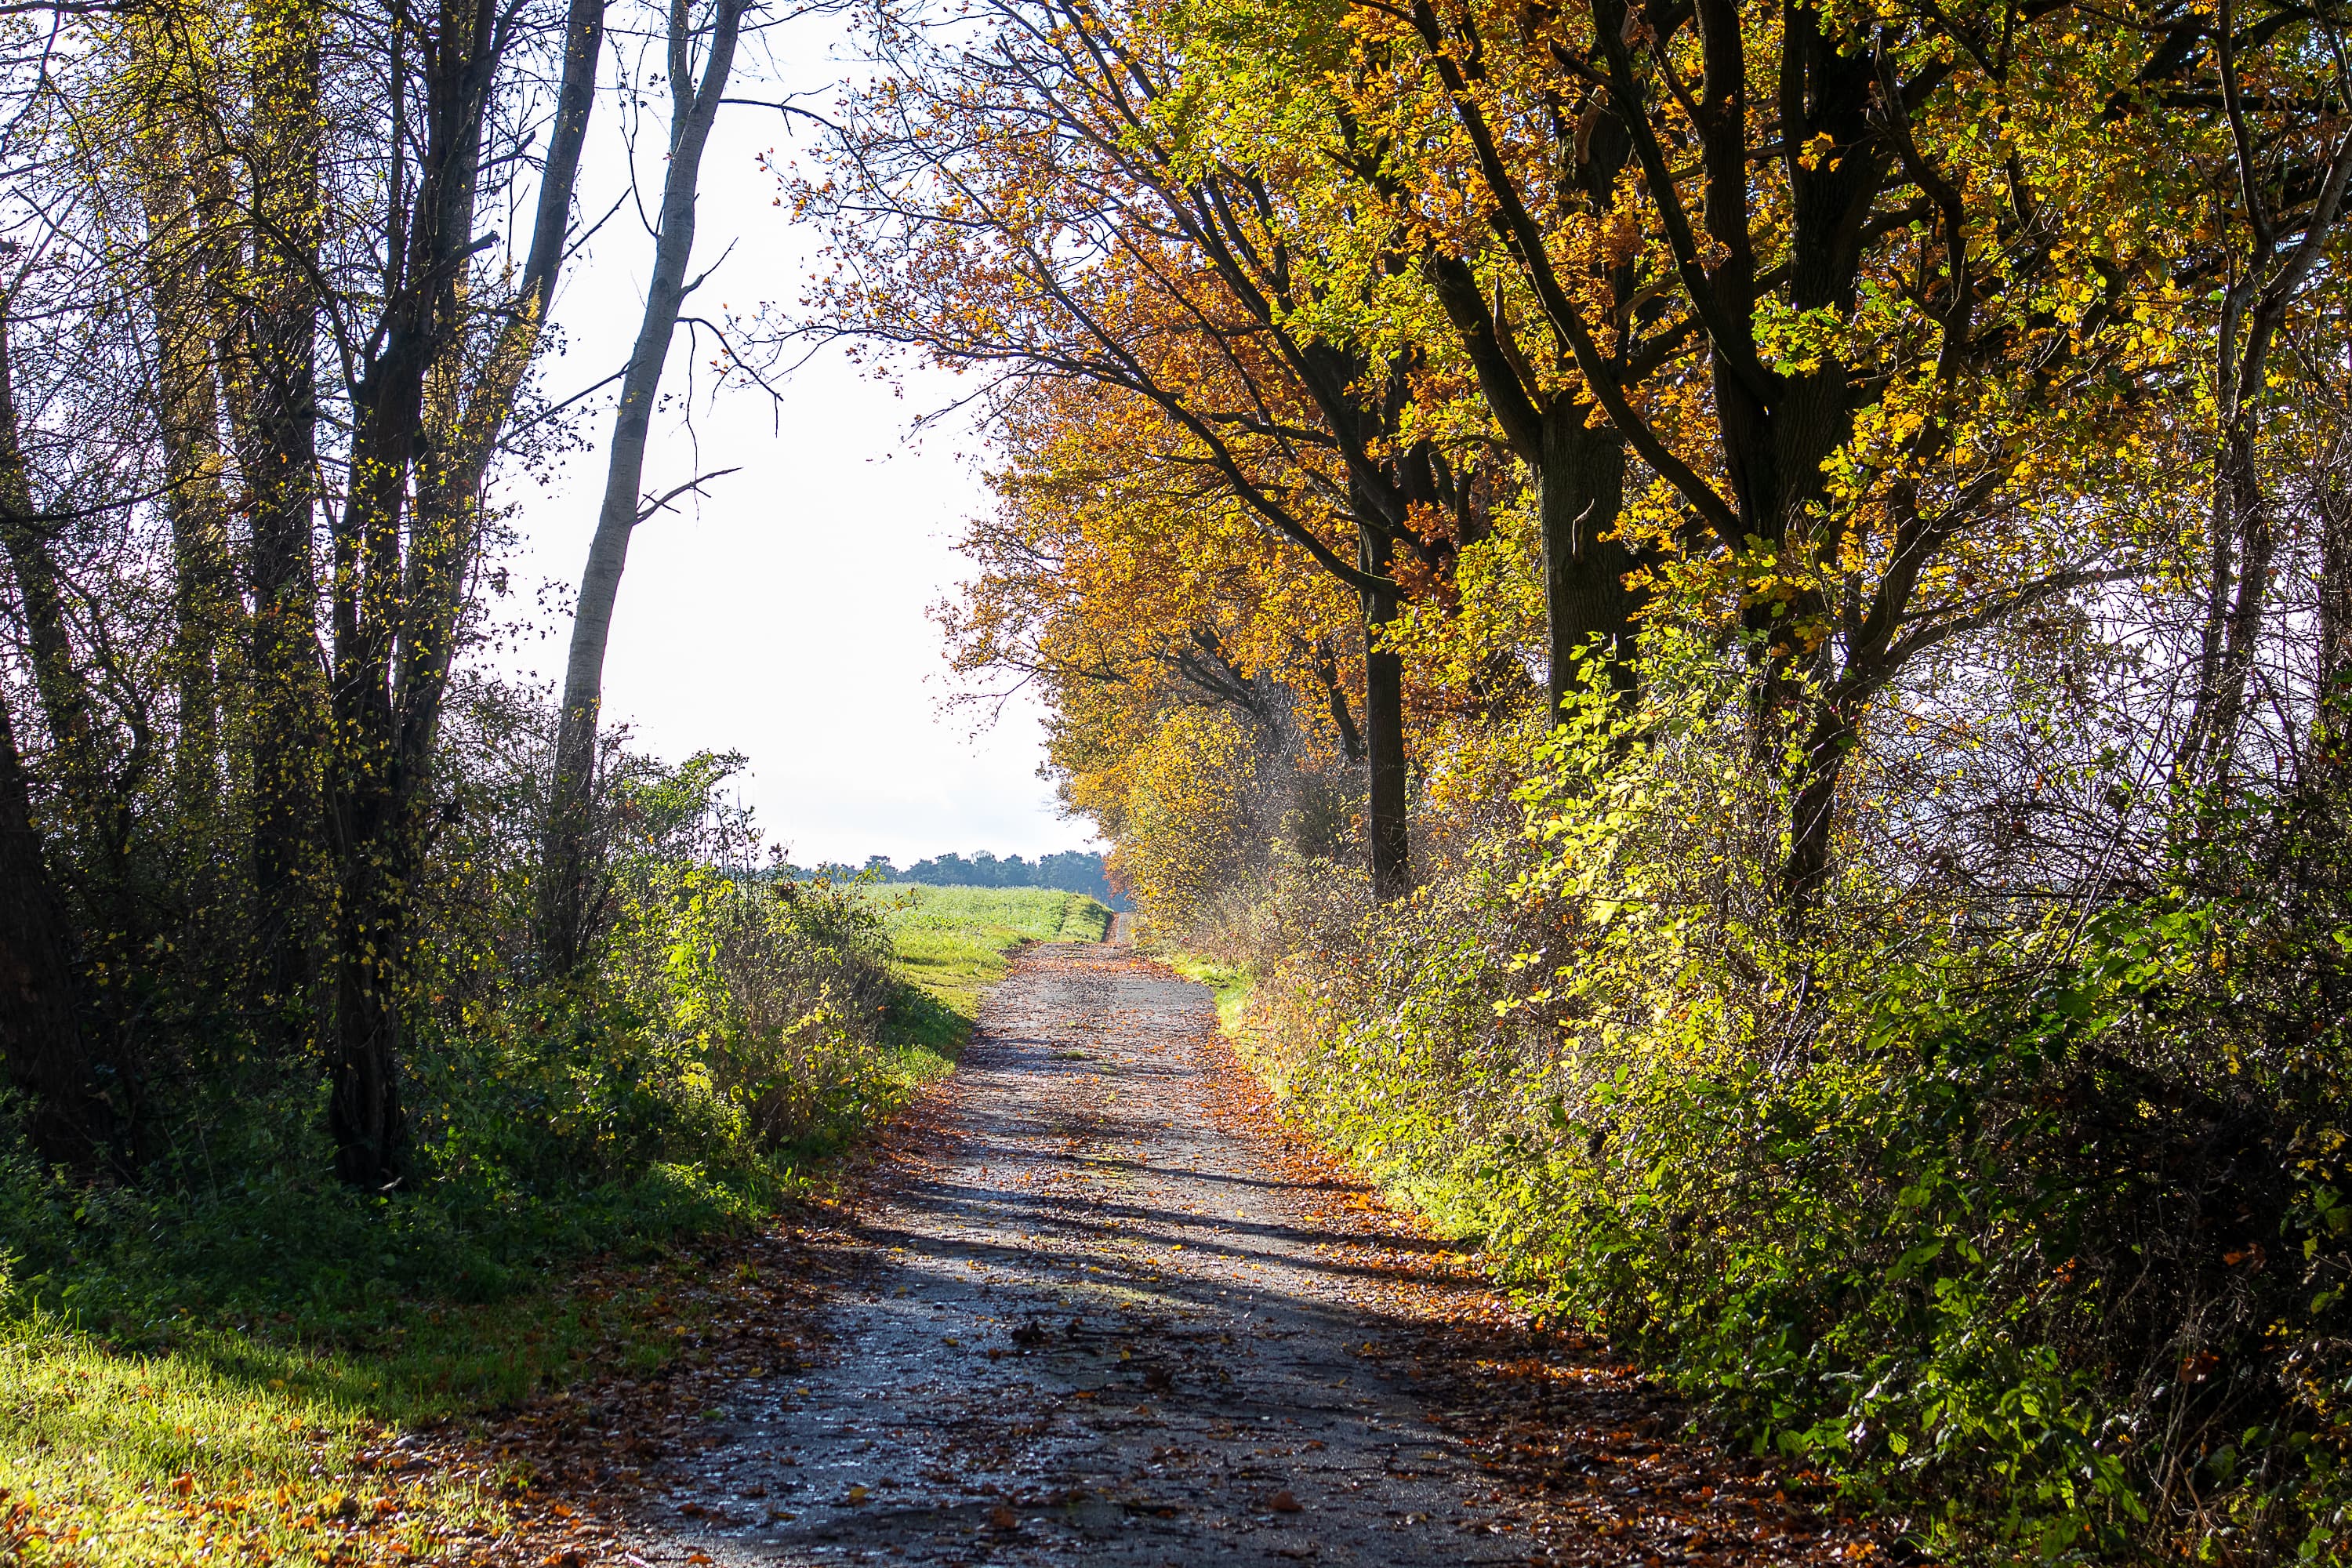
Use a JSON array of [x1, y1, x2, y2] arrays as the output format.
[[1156, 953, 1252, 1037]]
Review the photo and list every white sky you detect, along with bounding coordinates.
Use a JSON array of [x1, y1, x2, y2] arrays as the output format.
[[485, 17, 1094, 869]]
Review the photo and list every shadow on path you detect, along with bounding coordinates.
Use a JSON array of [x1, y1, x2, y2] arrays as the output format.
[[618, 942, 1870, 1568]]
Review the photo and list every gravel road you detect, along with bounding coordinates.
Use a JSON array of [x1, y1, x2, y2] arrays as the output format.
[[620, 938, 1860, 1568]]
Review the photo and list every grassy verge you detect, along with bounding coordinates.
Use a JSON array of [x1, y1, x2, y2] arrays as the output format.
[[1157, 951, 1255, 1035], [0, 888, 1106, 1566], [0, 1258, 717, 1566]]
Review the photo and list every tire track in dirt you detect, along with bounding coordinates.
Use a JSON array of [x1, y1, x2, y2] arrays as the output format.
[[619, 940, 1878, 1567]]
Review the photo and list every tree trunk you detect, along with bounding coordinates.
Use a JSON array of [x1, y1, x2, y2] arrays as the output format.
[[1358, 516, 1410, 901], [539, 0, 746, 972], [405, 0, 605, 784], [1420, 261, 1642, 718], [1315, 637, 1364, 763], [0, 674, 111, 1165], [239, 0, 329, 1041], [136, 129, 241, 809], [1781, 699, 1860, 914], [325, 757, 405, 1185], [303, 0, 603, 1184], [322, 132, 443, 1191], [2180, 405, 2274, 792], [1538, 394, 1634, 723], [408, 0, 604, 798], [0, 307, 107, 809], [2175, 61, 2352, 796], [2321, 474, 2352, 728], [0, 336, 114, 1167], [319, 0, 560, 1185]]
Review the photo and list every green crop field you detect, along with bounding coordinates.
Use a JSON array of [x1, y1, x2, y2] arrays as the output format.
[[869, 885, 1113, 1044]]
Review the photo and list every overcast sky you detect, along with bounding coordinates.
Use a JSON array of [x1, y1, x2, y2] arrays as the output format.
[[485, 19, 1093, 869]]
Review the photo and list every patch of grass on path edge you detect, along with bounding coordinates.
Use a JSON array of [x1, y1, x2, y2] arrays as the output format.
[[0, 1254, 720, 1566], [0, 887, 1110, 1567], [1158, 950, 1255, 1035]]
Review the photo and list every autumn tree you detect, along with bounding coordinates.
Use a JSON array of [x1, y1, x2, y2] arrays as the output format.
[[943, 371, 1381, 897], [1168, 1, 1664, 721], [801, 0, 1522, 896], [1304, 0, 2278, 911]]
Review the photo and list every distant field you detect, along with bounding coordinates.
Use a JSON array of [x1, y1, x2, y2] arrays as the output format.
[[870, 885, 1112, 1044]]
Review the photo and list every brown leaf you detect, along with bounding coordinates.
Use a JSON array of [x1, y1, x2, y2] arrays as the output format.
[[1268, 1490, 1303, 1513]]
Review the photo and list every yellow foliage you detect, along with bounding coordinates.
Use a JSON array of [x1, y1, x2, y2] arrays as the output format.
[[1108, 708, 1261, 928]]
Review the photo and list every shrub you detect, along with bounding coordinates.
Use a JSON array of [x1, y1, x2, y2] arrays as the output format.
[[0, 705, 933, 1340], [1224, 654, 2352, 1563]]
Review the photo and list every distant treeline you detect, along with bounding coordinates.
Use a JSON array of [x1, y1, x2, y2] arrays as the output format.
[[786, 850, 1127, 909]]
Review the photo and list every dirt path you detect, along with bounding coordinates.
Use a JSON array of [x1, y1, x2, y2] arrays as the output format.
[[613, 941, 1871, 1568]]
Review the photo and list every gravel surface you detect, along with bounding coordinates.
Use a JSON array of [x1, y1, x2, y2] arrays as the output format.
[[617, 938, 1864, 1568]]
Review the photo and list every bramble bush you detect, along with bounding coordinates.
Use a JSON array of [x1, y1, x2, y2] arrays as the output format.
[[1209, 647, 2352, 1563]]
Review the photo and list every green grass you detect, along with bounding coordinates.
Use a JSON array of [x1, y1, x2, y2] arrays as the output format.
[[869, 886, 1112, 1036], [1160, 952, 1255, 1034], [0, 886, 1109, 1566], [0, 1251, 725, 1566]]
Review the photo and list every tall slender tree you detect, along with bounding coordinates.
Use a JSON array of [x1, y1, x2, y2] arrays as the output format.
[[0, 678, 104, 1166], [313, 0, 612, 1182], [2172, 0, 2352, 793], [238, 0, 332, 1044], [0, 290, 118, 1165], [540, 0, 748, 971]]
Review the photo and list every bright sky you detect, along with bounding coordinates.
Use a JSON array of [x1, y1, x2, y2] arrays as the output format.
[[488, 21, 1094, 869]]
